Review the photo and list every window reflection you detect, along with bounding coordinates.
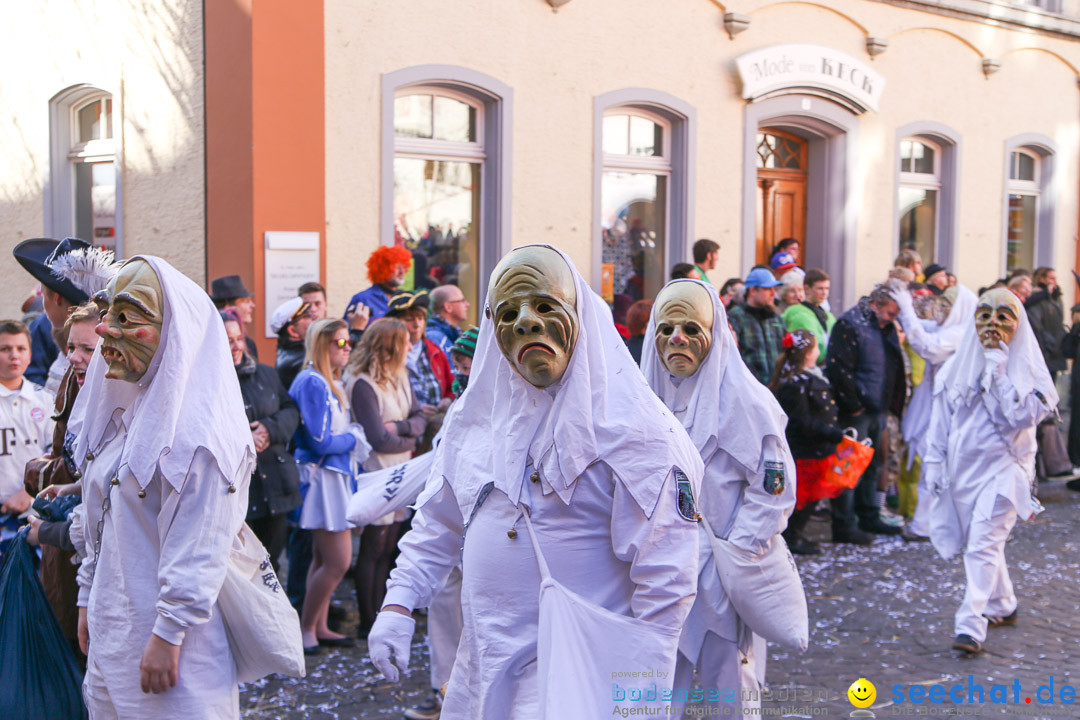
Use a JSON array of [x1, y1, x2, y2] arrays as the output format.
[[898, 187, 937, 265], [601, 172, 666, 303], [1007, 193, 1036, 273], [393, 158, 479, 326]]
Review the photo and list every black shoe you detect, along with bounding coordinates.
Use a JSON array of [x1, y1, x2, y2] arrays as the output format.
[[784, 534, 821, 555], [1066, 478, 1080, 492], [832, 527, 874, 546], [304, 644, 324, 656], [952, 634, 983, 654], [317, 634, 357, 648], [984, 609, 1018, 628], [859, 517, 903, 536], [902, 528, 931, 543]]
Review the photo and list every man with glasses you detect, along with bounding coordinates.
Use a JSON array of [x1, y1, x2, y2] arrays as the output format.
[[426, 284, 470, 369], [271, 297, 316, 392]]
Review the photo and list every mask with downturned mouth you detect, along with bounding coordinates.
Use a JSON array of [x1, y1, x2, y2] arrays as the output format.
[[974, 288, 1021, 350], [487, 246, 579, 388], [654, 282, 714, 377], [93, 259, 163, 382]]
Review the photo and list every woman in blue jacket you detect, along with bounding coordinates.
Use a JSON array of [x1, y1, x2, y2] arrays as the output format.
[[290, 318, 369, 654]]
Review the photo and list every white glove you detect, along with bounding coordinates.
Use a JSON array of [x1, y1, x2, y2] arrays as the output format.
[[923, 461, 945, 495], [892, 282, 915, 316], [348, 423, 372, 467], [368, 610, 415, 682]]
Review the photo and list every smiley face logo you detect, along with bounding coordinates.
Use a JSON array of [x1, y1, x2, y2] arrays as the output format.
[[848, 678, 876, 708]]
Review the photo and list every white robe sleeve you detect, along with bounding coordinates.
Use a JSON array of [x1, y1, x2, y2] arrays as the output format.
[[74, 501, 94, 608], [900, 304, 963, 366], [383, 477, 464, 612], [725, 435, 796, 555], [987, 368, 1054, 431], [923, 391, 952, 466], [152, 450, 246, 645], [610, 469, 699, 629]]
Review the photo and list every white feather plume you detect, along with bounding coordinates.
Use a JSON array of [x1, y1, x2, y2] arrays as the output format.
[[49, 246, 120, 299]]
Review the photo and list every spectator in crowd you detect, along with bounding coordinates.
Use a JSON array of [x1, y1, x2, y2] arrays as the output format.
[[718, 277, 744, 308], [0, 320, 55, 556], [426, 284, 470, 363], [773, 237, 800, 265], [773, 329, 845, 553], [345, 245, 412, 323], [290, 318, 370, 654], [385, 291, 454, 410], [1063, 302, 1080, 477], [271, 298, 316, 392], [223, 310, 301, 573], [344, 318, 427, 637], [770, 251, 798, 280], [775, 276, 805, 314], [13, 237, 115, 392], [947, 273, 958, 288], [1007, 272, 1033, 303], [671, 263, 695, 280], [210, 274, 259, 358], [894, 248, 924, 281], [923, 264, 949, 295], [728, 268, 786, 385], [449, 326, 479, 396], [826, 285, 907, 539], [624, 299, 653, 364], [299, 281, 329, 320], [1025, 267, 1067, 379], [783, 268, 836, 363], [23, 302, 100, 660], [692, 238, 719, 283]]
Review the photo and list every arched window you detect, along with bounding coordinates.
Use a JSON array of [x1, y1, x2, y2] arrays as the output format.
[[600, 109, 672, 303], [49, 85, 120, 252], [382, 67, 511, 325], [898, 137, 941, 265], [1005, 149, 1041, 273], [392, 88, 485, 326]]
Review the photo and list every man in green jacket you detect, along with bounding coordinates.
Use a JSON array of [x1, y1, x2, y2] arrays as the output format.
[[783, 268, 835, 364]]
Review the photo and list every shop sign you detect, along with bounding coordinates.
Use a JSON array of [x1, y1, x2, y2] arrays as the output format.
[[264, 231, 320, 338], [735, 44, 885, 113]]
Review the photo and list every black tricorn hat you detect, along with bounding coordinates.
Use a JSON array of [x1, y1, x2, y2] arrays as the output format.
[[13, 237, 98, 304], [209, 274, 255, 302]]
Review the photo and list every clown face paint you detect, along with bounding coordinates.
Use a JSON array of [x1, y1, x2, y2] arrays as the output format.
[[653, 282, 714, 378], [93, 259, 163, 382], [975, 288, 1021, 350], [488, 246, 578, 388]]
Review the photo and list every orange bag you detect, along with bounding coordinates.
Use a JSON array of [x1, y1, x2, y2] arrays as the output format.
[[794, 432, 875, 509]]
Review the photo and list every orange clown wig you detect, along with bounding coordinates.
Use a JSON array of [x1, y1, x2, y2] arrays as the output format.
[[367, 245, 413, 285]]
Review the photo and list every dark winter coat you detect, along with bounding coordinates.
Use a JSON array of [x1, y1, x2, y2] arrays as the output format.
[[1026, 285, 1067, 376], [776, 370, 846, 459], [826, 298, 907, 417], [275, 334, 306, 392], [236, 355, 302, 519]]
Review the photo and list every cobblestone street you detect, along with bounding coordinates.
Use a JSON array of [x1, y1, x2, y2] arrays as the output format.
[[240, 480, 1080, 719]]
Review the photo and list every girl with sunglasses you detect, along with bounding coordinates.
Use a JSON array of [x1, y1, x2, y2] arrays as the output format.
[[290, 318, 370, 654]]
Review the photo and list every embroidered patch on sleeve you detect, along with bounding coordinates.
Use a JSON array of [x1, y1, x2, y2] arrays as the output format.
[[675, 470, 701, 522], [764, 460, 786, 496]]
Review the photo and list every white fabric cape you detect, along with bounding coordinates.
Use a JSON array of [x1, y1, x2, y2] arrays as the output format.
[[416, 244, 703, 518], [67, 255, 256, 492], [933, 295, 1058, 409], [639, 279, 790, 472]]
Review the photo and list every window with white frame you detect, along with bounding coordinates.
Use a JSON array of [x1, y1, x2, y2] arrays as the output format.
[[392, 89, 483, 327], [898, 138, 940, 265], [1006, 149, 1040, 273], [600, 110, 670, 303], [49, 87, 119, 252]]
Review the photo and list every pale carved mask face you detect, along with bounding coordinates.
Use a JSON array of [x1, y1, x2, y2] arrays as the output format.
[[654, 282, 714, 378], [937, 286, 958, 323], [93, 259, 163, 382], [975, 288, 1021, 350], [488, 247, 578, 388]]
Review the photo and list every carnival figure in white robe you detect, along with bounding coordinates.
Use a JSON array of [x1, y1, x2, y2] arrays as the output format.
[[892, 282, 978, 537], [640, 280, 804, 715], [367, 245, 703, 720], [69, 257, 256, 718], [926, 288, 1056, 654]]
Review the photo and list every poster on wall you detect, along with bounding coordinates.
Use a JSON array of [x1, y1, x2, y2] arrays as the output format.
[[264, 231, 320, 338], [601, 263, 615, 304]]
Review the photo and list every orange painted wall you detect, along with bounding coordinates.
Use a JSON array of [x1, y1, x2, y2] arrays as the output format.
[[206, 0, 325, 361]]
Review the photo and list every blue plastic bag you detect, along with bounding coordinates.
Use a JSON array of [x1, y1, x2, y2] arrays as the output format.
[[0, 528, 87, 720]]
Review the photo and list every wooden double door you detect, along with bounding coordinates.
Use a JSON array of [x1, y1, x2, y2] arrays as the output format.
[[755, 129, 807, 267]]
